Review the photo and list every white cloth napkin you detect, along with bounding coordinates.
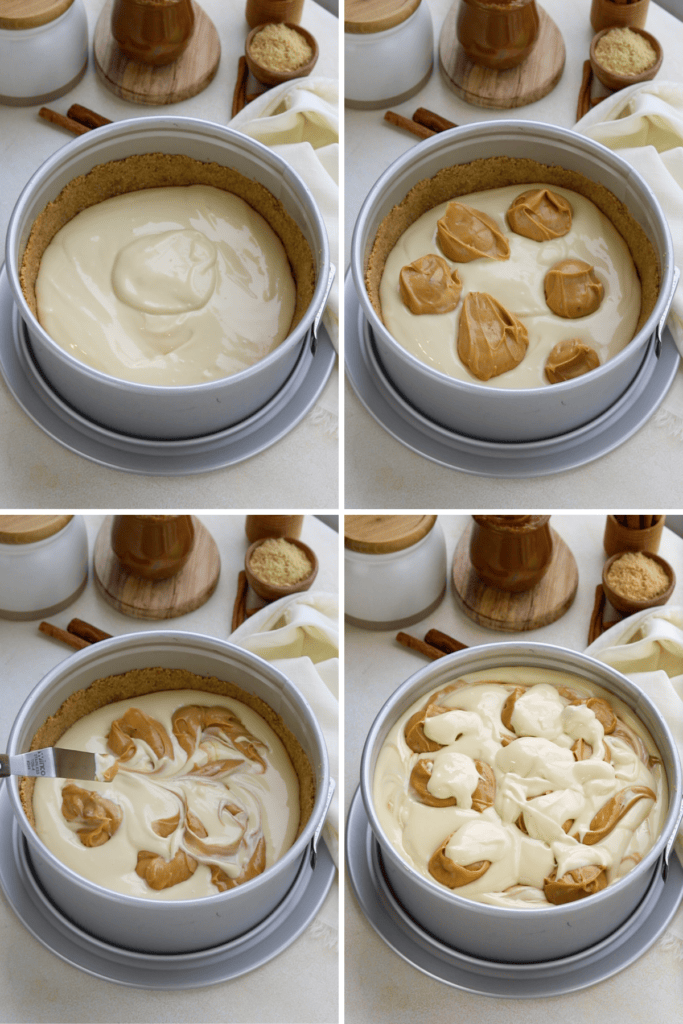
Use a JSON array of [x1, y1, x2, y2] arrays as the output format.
[[229, 77, 339, 353], [586, 606, 683, 952], [230, 590, 339, 944], [576, 82, 683, 440]]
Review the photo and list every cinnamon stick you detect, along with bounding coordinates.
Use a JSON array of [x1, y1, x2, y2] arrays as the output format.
[[39, 621, 90, 650], [412, 107, 458, 133], [396, 632, 445, 660], [576, 60, 592, 121], [384, 111, 436, 141], [588, 584, 606, 645], [232, 56, 249, 118], [67, 618, 112, 644], [424, 629, 468, 654], [67, 104, 112, 129], [38, 107, 90, 136], [232, 570, 248, 631]]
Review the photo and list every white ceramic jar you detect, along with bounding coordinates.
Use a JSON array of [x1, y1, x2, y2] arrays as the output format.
[[345, 0, 433, 109], [0, 515, 88, 620], [0, 0, 88, 106], [345, 515, 447, 629]]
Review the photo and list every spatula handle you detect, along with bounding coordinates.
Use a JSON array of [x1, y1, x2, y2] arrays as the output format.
[[0, 750, 51, 777]]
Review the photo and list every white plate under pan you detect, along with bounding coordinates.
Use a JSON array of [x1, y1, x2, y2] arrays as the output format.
[[0, 264, 335, 475], [0, 784, 335, 988], [345, 273, 681, 477], [346, 787, 683, 997]]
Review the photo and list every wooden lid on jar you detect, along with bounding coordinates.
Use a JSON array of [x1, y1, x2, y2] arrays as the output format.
[[345, 0, 421, 34], [0, 0, 73, 30], [345, 515, 437, 553], [0, 515, 73, 544]]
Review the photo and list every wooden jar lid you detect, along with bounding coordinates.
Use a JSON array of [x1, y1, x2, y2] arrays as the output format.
[[345, 515, 437, 554], [0, 0, 74, 30], [0, 515, 73, 544], [345, 0, 421, 34]]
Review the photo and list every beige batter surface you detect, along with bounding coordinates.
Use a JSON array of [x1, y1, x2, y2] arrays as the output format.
[[374, 667, 667, 907], [34, 185, 296, 387], [32, 689, 300, 901], [379, 183, 641, 389]]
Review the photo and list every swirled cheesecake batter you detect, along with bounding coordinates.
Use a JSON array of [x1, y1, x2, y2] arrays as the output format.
[[32, 689, 300, 900], [379, 183, 641, 389], [374, 667, 667, 907], [34, 185, 297, 387]]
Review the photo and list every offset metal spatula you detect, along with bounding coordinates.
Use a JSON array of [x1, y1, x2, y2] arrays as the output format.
[[0, 749, 98, 781]]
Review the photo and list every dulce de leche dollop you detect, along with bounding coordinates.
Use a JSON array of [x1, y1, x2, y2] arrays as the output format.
[[457, 292, 529, 381], [544, 259, 604, 319], [373, 667, 667, 908], [437, 202, 510, 263], [545, 338, 600, 384], [506, 188, 573, 242], [399, 254, 462, 315]]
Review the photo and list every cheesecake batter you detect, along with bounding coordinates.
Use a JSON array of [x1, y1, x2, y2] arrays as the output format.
[[34, 185, 297, 387], [32, 689, 301, 901], [379, 183, 641, 389], [373, 667, 667, 907]]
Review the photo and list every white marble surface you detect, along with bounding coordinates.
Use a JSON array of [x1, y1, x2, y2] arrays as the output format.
[[344, 0, 683, 508], [345, 514, 683, 1022], [0, 513, 339, 1023], [0, 0, 339, 508]]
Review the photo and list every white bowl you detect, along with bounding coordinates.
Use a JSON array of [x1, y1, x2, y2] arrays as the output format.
[[345, 0, 433, 110], [0, 0, 87, 106], [0, 515, 88, 619]]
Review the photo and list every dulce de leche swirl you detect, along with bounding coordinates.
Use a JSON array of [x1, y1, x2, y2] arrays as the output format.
[[373, 667, 667, 908], [32, 690, 300, 900]]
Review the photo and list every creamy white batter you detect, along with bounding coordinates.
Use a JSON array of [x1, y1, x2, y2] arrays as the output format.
[[35, 185, 297, 387], [32, 690, 300, 901], [373, 667, 667, 907], [379, 183, 641, 389]]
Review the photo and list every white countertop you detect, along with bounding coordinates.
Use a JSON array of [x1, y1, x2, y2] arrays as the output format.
[[344, 0, 683, 508], [0, 513, 339, 1023], [0, 0, 339, 508], [345, 514, 683, 1022]]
